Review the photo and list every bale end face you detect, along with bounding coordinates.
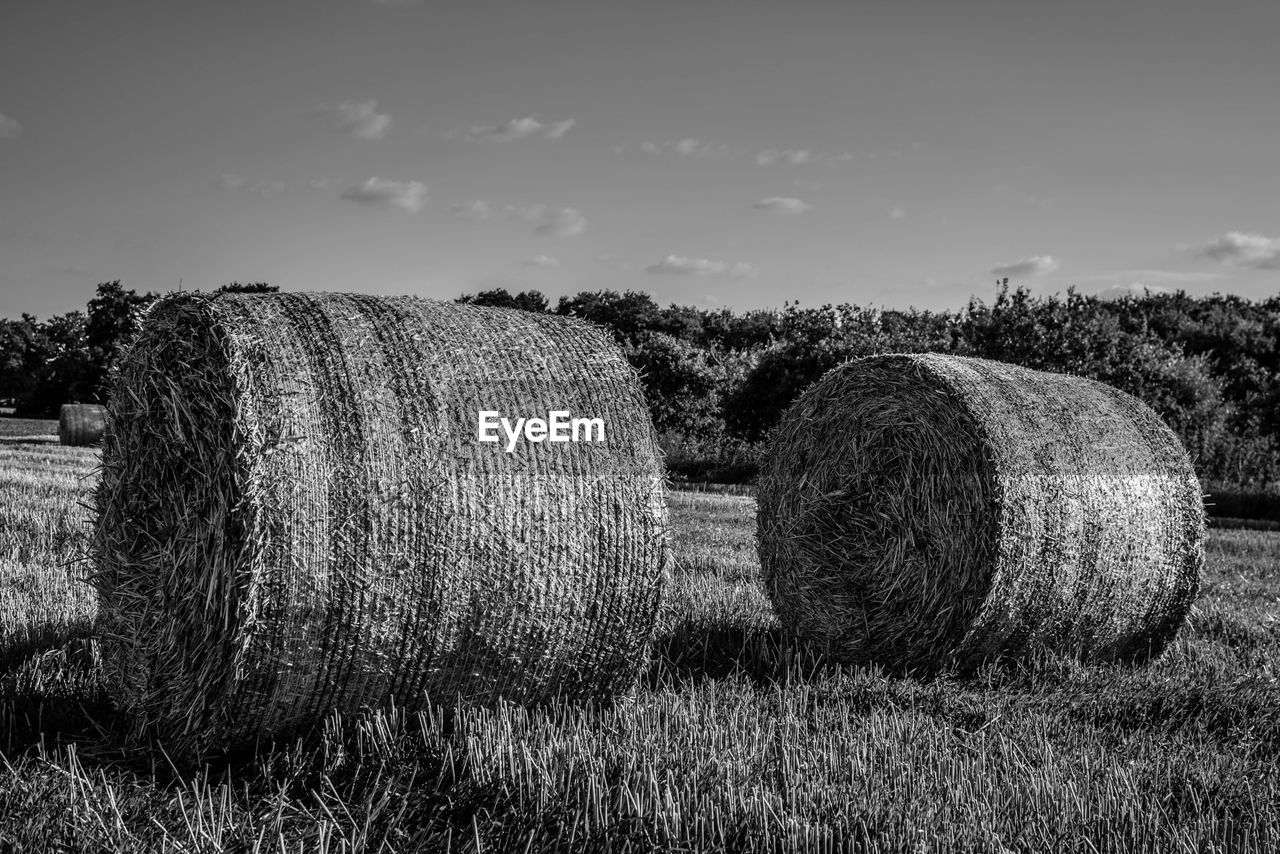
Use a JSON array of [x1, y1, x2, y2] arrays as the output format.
[[757, 354, 1204, 673], [92, 291, 670, 759]]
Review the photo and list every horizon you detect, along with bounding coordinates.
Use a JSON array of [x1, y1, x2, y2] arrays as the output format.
[[2, 0, 1277, 320]]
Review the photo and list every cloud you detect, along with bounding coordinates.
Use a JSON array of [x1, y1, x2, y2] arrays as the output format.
[[451, 200, 586, 236], [675, 138, 709, 155], [990, 255, 1059, 278], [644, 255, 756, 279], [528, 206, 586, 237], [756, 148, 812, 166], [751, 197, 813, 215], [544, 119, 575, 139], [1197, 231, 1280, 270], [309, 99, 391, 140], [756, 148, 853, 167], [524, 255, 559, 268], [216, 173, 285, 196], [450, 200, 493, 221], [889, 206, 907, 220], [1095, 281, 1172, 301], [0, 112, 20, 139], [636, 138, 730, 158], [339, 177, 428, 213], [460, 116, 574, 142]]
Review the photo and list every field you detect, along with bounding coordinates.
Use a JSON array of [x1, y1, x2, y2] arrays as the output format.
[[0, 422, 1278, 852]]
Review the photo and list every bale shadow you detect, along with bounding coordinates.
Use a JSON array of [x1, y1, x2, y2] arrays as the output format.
[[0, 617, 99, 672], [646, 618, 806, 688], [0, 436, 59, 447], [0, 637, 116, 759]]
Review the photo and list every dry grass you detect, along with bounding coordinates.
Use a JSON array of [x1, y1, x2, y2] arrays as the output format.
[[0, 439, 98, 665], [1, 449, 1278, 852], [758, 354, 1205, 673], [92, 292, 669, 761]]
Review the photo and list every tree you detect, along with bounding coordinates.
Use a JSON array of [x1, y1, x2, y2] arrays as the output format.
[[626, 332, 727, 440], [19, 311, 91, 416], [0, 315, 44, 404], [457, 288, 549, 313], [82, 281, 157, 401], [555, 290, 661, 345]]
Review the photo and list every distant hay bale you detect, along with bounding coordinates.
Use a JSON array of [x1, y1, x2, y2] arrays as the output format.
[[92, 291, 669, 758], [58, 404, 106, 446], [757, 354, 1204, 672]]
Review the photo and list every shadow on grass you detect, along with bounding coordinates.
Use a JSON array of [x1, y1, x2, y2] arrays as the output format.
[[0, 436, 60, 447], [0, 637, 117, 759], [644, 618, 851, 689]]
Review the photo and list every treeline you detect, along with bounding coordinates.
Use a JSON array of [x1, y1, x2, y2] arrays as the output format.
[[459, 285, 1280, 490], [0, 282, 275, 417], [3, 281, 1277, 489]]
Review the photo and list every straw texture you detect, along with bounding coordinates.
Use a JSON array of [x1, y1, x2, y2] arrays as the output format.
[[58, 403, 106, 446], [757, 354, 1204, 672], [92, 291, 669, 758]]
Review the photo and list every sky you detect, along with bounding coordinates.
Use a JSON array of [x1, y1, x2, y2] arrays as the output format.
[[1, 0, 1278, 320]]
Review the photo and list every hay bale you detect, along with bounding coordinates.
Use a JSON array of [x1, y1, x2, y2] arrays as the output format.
[[92, 291, 669, 758], [58, 404, 106, 446], [757, 354, 1204, 672]]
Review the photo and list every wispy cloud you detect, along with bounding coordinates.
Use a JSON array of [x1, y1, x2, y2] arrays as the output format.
[[451, 200, 494, 221], [751, 197, 813, 216], [990, 255, 1059, 278], [1197, 231, 1280, 270], [636, 138, 731, 158], [645, 255, 756, 279], [1095, 282, 1172, 300], [524, 255, 560, 268], [529, 207, 586, 236], [339, 177, 428, 213], [0, 112, 20, 139], [458, 116, 575, 142], [889, 205, 907, 220], [451, 200, 586, 236], [216, 173, 285, 196], [756, 148, 853, 167], [309, 99, 391, 140]]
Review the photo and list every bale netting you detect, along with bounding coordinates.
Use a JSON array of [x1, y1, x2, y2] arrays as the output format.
[[58, 403, 106, 446], [92, 291, 669, 759], [757, 354, 1205, 673]]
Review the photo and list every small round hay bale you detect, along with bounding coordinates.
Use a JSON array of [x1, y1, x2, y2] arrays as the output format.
[[92, 292, 669, 758], [58, 403, 106, 446], [757, 354, 1204, 672]]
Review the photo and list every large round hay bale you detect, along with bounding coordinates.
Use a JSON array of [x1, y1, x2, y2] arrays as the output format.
[[58, 403, 106, 446], [757, 354, 1204, 672], [92, 291, 669, 758]]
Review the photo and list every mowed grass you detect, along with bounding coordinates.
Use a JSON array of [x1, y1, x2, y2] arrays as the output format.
[[0, 444, 1277, 852]]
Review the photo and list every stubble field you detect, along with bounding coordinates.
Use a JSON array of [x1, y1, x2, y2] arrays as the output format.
[[0, 420, 1277, 852]]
